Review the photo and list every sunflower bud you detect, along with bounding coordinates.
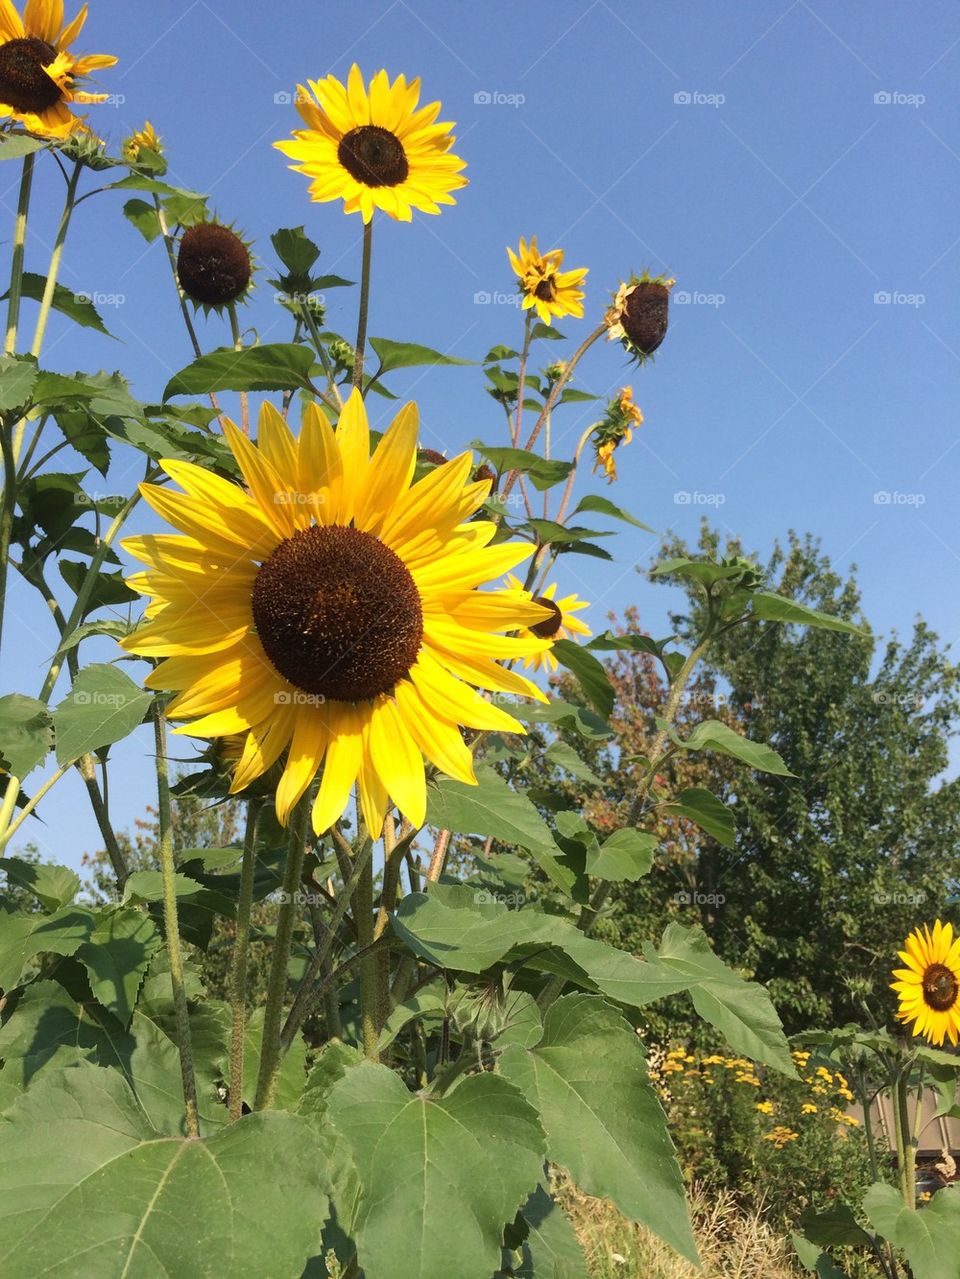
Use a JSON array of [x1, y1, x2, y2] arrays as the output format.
[[177, 222, 253, 308], [122, 121, 165, 172], [606, 273, 676, 364]]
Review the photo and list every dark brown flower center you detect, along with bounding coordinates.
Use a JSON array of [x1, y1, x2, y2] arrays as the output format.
[[177, 223, 251, 307], [923, 963, 959, 1012], [621, 281, 670, 356], [534, 276, 558, 302], [530, 597, 563, 639], [252, 525, 423, 702], [338, 125, 409, 187], [0, 38, 61, 114]]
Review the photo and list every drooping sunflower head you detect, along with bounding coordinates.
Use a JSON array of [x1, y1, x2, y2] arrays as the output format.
[[505, 575, 592, 673], [121, 391, 554, 837], [592, 387, 643, 482], [273, 64, 467, 223], [606, 272, 676, 364], [891, 920, 960, 1047], [122, 120, 164, 170], [507, 236, 588, 327], [176, 221, 254, 310], [0, 1, 117, 138]]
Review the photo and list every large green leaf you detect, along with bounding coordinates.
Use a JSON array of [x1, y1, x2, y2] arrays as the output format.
[[0, 905, 93, 989], [0, 1062, 328, 1277], [0, 354, 38, 410], [241, 1006, 307, 1111], [502, 1185, 588, 1278], [750, 591, 868, 637], [511, 699, 612, 741], [662, 786, 736, 848], [501, 995, 696, 1262], [53, 664, 153, 765], [544, 740, 600, 786], [163, 343, 318, 398], [649, 923, 796, 1075], [1, 858, 79, 911], [0, 693, 53, 778], [572, 494, 653, 531], [863, 1183, 960, 1279], [0, 134, 47, 159], [327, 1060, 544, 1279], [474, 444, 573, 491], [798, 1201, 874, 1249], [659, 717, 794, 777], [76, 907, 161, 1028], [369, 336, 474, 373], [552, 640, 615, 719], [3, 272, 114, 337]]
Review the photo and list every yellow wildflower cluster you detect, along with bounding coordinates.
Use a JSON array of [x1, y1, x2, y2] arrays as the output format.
[[756, 1100, 774, 1115], [763, 1126, 800, 1148]]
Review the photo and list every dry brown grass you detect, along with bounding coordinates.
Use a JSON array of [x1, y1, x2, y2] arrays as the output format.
[[555, 1175, 800, 1279]]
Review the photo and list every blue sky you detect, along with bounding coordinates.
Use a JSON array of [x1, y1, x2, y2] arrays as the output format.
[[5, 0, 960, 870]]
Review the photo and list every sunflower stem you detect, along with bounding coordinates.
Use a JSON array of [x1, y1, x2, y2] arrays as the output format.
[[228, 799, 261, 1122], [512, 312, 533, 446], [352, 218, 373, 389], [894, 1064, 915, 1208], [254, 795, 310, 1109], [4, 152, 35, 358], [153, 702, 200, 1138], [357, 847, 380, 1059], [29, 159, 82, 363]]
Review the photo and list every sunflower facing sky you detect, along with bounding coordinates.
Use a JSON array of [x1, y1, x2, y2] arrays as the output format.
[[505, 575, 592, 672], [0, 0, 116, 138], [122, 392, 554, 837], [273, 65, 467, 223], [891, 920, 960, 1047], [508, 236, 588, 326]]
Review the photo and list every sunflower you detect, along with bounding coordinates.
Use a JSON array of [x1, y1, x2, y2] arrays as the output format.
[[122, 120, 161, 165], [505, 575, 591, 672], [273, 64, 467, 223], [508, 236, 588, 326], [593, 387, 642, 482], [891, 920, 960, 1047], [0, 1, 116, 138], [121, 391, 553, 837], [606, 272, 676, 363]]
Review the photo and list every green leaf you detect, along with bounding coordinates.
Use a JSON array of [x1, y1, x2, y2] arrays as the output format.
[[242, 1006, 307, 1111], [864, 1183, 960, 1279], [164, 343, 318, 398], [427, 765, 574, 894], [299, 1040, 365, 1117], [798, 1201, 874, 1249], [650, 923, 796, 1075], [56, 409, 110, 474], [0, 134, 47, 160], [58, 559, 139, 613], [660, 718, 794, 777], [0, 693, 53, 778], [502, 995, 696, 1262], [7, 272, 114, 337], [123, 197, 162, 241], [557, 387, 600, 404], [590, 827, 657, 881], [271, 224, 321, 276], [0, 1062, 329, 1277], [327, 1060, 545, 1279], [0, 905, 93, 989], [791, 1233, 848, 1278], [1, 858, 79, 911], [511, 698, 612, 740], [652, 557, 748, 587], [506, 1185, 588, 1278], [76, 907, 161, 1028], [0, 354, 37, 411], [572, 494, 654, 531], [750, 591, 868, 636], [663, 787, 736, 848], [526, 520, 614, 548], [369, 336, 474, 373], [474, 444, 573, 492], [545, 740, 600, 785], [530, 322, 565, 341], [552, 640, 615, 719], [54, 664, 153, 765]]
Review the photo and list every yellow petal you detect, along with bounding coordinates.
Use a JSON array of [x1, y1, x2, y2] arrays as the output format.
[[395, 680, 476, 784], [333, 388, 370, 522], [355, 401, 418, 534], [311, 703, 364, 833], [367, 696, 426, 827], [275, 704, 328, 825], [298, 400, 344, 524]]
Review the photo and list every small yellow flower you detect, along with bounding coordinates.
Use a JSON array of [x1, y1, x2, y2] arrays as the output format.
[[801, 1103, 818, 1115], [756, 1100, 774, 1115], [508, 236, 588, 326], [505, 576, 591, 673]]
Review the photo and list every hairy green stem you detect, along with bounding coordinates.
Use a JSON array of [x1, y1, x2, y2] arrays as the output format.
[[29, 160, 82, 361], [154, 703, 200, 1137], [77, 753, 129, 892], [228, 800, 261, 1121], [352, 218, 373, 388], [254, 796, 309, 1109], [4, 153, 35, 357], [357, 850, 379, 1059]]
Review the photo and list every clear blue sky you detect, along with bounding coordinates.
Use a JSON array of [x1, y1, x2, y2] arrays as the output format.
[[5, 0, 960, 870]]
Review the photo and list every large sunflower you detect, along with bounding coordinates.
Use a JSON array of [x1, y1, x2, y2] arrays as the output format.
[[505, 576, 592, 672], [122, 391, 552, 837], [891, 920, 960, 1047], [273, 64, 467, 223], [508, 236, 588, 326], [0, 1, 116, 138]]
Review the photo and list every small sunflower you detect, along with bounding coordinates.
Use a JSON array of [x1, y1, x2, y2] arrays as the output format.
[[508, 236, 588, 326], [176, 221, 254, 310], [122, 119, 162, 167], [892, 920, 960, 1047], [122, 391, 553, 837], [593, 387, 642, 482], [506, 575, 592, 672], [273, 64, 467, 223], [606, 272, 676, 363], [0, 0, 117, 138]]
